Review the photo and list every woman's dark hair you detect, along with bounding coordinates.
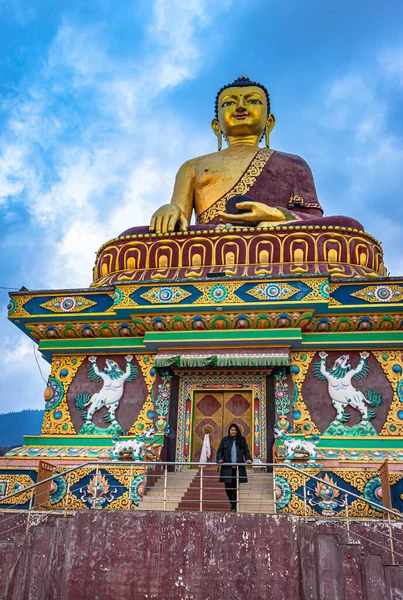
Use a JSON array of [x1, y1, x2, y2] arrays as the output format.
[[228, 423, 242, 440]]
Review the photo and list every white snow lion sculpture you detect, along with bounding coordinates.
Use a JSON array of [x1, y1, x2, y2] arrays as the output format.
[[75, 355, 137, 425], [313, 352, 382, 423]]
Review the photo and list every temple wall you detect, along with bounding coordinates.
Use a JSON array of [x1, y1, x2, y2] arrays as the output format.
[[0, 511, 402, 599]]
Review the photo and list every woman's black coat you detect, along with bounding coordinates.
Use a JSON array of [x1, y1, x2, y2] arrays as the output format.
[[216, 435, 252, 483]]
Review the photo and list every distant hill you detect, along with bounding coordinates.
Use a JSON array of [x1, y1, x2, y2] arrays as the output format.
[[0, 409, 43, 446], [0, 446, 16, 457]]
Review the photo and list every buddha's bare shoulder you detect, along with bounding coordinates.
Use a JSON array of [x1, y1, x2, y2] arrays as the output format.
[[184, 147, 261, 170], [174, 151, 222, 178], [178, 150, 222, 167]]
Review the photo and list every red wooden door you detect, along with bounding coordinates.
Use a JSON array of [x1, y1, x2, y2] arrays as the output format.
[[192, 390, 252, 462]]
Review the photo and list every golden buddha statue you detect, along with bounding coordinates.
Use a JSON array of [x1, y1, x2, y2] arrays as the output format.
[[150, 75, 358, 233], [91, 75, 383, 288]]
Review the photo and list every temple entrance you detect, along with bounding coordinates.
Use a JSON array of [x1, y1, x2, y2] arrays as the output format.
[[191, 390, 252, 462]]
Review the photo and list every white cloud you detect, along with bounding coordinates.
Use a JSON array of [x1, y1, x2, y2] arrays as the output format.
[[0, 146, 26, 204], [0, 330, 50, 413], [310, 49, 403, 257], [0, 0, 232, 414]]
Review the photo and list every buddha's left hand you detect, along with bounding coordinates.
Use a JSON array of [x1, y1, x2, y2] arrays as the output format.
[[217, 201, 286, 225]]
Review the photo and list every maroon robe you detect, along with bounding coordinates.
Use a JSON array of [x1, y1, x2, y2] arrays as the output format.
[[197, 148, 363, 230]]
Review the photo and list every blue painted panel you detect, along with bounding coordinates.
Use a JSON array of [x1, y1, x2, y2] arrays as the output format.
[[238, 280, 313, 302], [391, 477, 403, 514], [22, 293, 114, 315], [331, 285, 373, 306], [0, 468, 38, 510], [130, 285, 203, 306], [296, 471, 362, 517]]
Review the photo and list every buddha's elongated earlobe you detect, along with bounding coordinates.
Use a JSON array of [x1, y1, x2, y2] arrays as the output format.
[[265, 114, 276, 149], [211, 118, 223, 151], [217, 129, 223, 151], [265, 121, 271, 149]]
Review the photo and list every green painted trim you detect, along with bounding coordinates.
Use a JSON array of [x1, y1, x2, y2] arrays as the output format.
[[24, 435, 126, 447], [301, 331, 403, 344], [22, 434, 403, 451], [22, 434, 165, 448], [38, 338, 147, 351], [291, 435, 403, 449], [143, 329, 302, 344]]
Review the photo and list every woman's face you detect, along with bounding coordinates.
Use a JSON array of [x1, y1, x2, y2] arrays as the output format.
[[229, 426, 237, 437]]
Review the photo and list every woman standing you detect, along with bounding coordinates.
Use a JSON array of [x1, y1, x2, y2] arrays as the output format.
[[217, 423, 253, 512]]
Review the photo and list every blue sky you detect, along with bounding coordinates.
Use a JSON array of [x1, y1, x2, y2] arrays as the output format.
[[1, 0, 403, 415]]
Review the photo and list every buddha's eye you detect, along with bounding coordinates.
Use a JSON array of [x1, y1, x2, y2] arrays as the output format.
[[222, 101, 235, 107], [248, 99, 262, 105]]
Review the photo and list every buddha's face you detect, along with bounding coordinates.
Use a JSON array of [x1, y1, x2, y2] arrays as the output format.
[[217, 85, 268, 139]]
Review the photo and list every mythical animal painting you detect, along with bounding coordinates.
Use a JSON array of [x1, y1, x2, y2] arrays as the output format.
[[75, 355, 137, 432], [313, 352, 382, 425], [274, 426, 320, 463]]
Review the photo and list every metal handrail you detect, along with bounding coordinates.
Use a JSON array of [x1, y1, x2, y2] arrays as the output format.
[[0, 461, 92, 503], [0, 460, 402, 520], [1, 459, 402, 564]]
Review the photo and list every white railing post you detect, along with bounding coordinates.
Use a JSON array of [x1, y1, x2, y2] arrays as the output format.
[[199, 466, 203, 512], [26, 489, 35, 533], [163, 464, 168, 511], [128, 466, 134, 510], [236, 465, 239, 513], [344, 493, 350, 543], [387, 512, 395, 565], [93, 464, 100, 509], [272, 468, 277, 514], [64, 475, 71, 516], [303, 478, 307, 523]]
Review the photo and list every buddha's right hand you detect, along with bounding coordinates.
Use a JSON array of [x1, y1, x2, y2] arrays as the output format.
[[149, 204, 189, 233]]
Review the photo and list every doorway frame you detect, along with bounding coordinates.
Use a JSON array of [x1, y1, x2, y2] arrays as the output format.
[[191, 387, 254, 463], [175, 369, 270, 467]]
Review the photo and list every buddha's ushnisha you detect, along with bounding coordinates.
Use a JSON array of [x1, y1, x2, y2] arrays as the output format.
[[150, 75, 324, 233]]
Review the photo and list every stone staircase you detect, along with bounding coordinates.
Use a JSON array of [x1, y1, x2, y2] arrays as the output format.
[[176, 468, 229, 512], [238, 469, 276, 513], [143, 467, 276, 513], [139, 470, 199, 511]]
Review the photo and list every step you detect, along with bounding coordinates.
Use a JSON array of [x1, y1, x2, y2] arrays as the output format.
[[340, 544, 365, 600], [384, 565, 403, 600], [362, 553, 388, 600], [0, 541, 18, 599], [139, 470, 200, 511], [316, 533, 346, 599]]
